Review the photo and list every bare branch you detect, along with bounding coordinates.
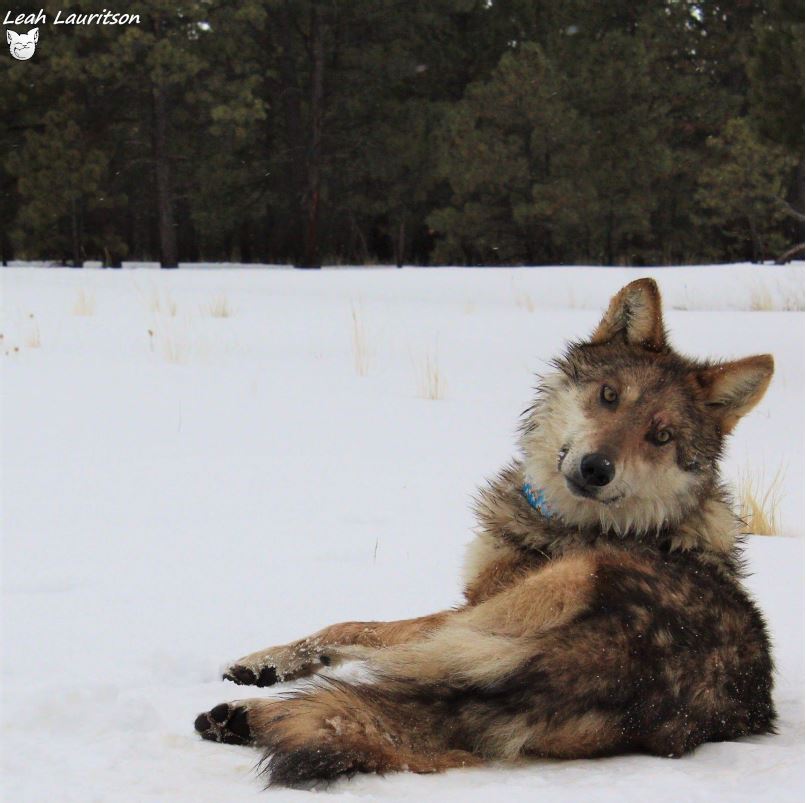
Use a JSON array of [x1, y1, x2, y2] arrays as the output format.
[[775, 242, 805, 265], [776, 198, 805, 223]]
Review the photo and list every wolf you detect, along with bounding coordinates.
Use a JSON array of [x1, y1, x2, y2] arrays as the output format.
[[195, 278, 776, 788]]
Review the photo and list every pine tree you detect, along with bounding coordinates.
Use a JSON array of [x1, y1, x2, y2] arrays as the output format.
[[0, 0, 800, 266], [746, 0, 804, 260], [696, 117, 797, 262], [2, 5, 126, 265]]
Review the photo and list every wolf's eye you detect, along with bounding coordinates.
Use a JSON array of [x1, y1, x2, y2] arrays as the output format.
[[600, 385, 618, 406], [652, 428, 673, 445]]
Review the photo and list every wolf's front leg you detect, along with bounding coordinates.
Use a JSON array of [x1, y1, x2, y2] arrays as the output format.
[[223, 611, 453, 687]]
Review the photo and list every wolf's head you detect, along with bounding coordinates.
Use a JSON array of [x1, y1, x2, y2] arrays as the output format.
[[521, 279, 773, 535], [7, 28, 38, 61]]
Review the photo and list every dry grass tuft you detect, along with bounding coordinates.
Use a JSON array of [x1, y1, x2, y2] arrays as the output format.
[[510, 275, 536, 312], [749, 285, 774, 312], [747, 282, 804, 312], [159, 331, 189, 364], [350, 301, 370, 376], [25, 321, 41, 348], [147, 321, 196, 364], [513, 286, 536, 312], [204, 294, 232, 318], [73, 290, 96, 316], [735, 465, 784, 535], [414, 348, 446, 400], [148, 289, 178, 317], [780, 290, 805, 311]]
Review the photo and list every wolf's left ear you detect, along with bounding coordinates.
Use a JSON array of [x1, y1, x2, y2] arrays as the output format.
[[694, 355, 774, 435], [590, 278, 666, 351], [29, 28, 39, 42]]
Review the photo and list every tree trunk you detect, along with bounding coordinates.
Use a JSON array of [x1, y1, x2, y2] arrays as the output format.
[[605, 209, 615, 266], [125, 205, 136, 266], [747, 215, 763, 263], [150, 15, 178, 270], [299, 2, 324, 269], [395, 219, 405, 267], [103, 246, 122, 269], [70, 195, 81, 267], [1, 224, 12, 266], [350, 211, 369, 263], [239, 220, 253, 263], [151, 82, 178, 268], [277, 2, 305, 263]]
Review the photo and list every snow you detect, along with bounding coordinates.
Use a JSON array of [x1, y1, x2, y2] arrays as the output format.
[[1, 263, 803, 802]]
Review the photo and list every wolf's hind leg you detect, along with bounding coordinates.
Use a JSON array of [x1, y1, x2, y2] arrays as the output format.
[[223, 611, 452, 687], [196, 683, 482, 787]]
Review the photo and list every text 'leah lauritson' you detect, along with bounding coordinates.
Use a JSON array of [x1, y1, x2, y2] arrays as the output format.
[[3, 9, 141, 26]]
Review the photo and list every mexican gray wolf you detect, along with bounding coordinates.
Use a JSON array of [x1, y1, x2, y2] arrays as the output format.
[[195, 278, 776, 788]]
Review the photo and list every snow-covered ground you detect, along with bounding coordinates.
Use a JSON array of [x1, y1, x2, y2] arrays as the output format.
[[2, 264, 803, 802]]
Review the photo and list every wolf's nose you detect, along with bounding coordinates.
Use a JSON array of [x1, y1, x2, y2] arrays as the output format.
[[580, 453, 615, 487]]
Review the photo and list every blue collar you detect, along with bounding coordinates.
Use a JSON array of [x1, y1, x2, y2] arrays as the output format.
[[522, 481, 554, 519]]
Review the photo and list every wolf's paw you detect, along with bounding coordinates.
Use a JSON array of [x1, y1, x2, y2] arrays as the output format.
[[223, 644, 325, 687], [194, 703, 253, 745], [223, 664, 279, 687]]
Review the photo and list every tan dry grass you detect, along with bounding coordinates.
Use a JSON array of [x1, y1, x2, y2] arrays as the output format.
[[515, 291, 535, 312], [149, 289, 178, 317], [735, 465, 784, 536], [351, 301, 370, 376], [414, 349, 446, 400], [25, 321, 41, 348], [159, 331, 190, 364], [73, 289, 96, 316], [148, 320, 197, 364], [204, 294, 232, 318], [748, 282, 804, 312], [749, 285, 774, 312], [510, 275, 536, 312]]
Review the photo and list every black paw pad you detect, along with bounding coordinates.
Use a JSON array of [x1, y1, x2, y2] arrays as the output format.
[[226, 707, 251, 740], [223, 665, 256, 685], [256, 667, 278, 687], [223, 665, 278, 687], [194, 704, 252, 745], [194, 712, 213, 733]]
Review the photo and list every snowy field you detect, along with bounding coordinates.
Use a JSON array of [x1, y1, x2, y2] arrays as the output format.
[[2, 263, 804, 802]]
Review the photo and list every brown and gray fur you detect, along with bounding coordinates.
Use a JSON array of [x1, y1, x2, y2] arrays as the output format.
[[195, 278, 776, 788]]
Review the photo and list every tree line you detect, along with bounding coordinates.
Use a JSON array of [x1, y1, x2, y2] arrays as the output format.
[[1, 0, 803, 268]]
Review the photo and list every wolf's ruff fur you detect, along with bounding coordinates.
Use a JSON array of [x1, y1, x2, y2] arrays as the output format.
[[196, 278, 776, 788]]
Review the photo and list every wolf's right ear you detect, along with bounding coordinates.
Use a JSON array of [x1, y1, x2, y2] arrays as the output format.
[[694, 355, 774, 435], [589, 278, 666, 351], [7, 30, 18, 44]]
